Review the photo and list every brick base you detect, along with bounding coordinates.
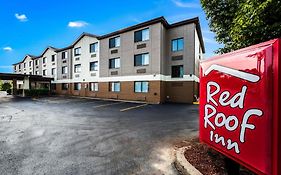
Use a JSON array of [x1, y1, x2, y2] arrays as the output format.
[[53, 81, 198, 104]]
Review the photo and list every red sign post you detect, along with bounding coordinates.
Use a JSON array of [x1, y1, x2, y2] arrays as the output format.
[[199, 39, 280, 175]]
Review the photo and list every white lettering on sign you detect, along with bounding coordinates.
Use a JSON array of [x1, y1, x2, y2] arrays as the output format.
[[204, 81, 263, 154]]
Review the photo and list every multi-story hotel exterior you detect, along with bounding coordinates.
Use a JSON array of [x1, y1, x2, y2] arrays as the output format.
[[12, 16, 205, 103]]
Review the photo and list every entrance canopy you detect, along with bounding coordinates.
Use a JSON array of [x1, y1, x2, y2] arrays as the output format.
[[0, 73, 54, 81]]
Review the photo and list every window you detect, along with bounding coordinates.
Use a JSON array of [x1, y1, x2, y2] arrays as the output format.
[[29, 72, 32, 75], [74, 83, 81, 91], [109, 58, 120, 69], [74, 64, 81, 73], [171, 65, 184, 78], [43, 57, 47, 64], [134, 28, 149, 42], [18, 64, 21, 69], [90, 42, 98, 53], [35, 60, 39, 65], [51, 68, 56, 75], [134, 53, 149, 66], [35, 71, 39, 75], [74, 47, 81, 56], [89, 82, 98, 92], [43, 69, 47, 76], [29, 61, 32, 67], [172, 38, 184, 52], [134, 81, 149, 93], [24, 63, 26, 68], [109, 36, 120, 48], [62, 83, 68, 90], [62, 51, 68, 59], [51, 54, 56, 62], [62, 66, 68, 74], [90, 61, 98, 71], [110, 82, 120, 92]]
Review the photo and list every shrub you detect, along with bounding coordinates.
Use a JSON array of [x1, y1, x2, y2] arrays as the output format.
[[1, 82, 12, 91]]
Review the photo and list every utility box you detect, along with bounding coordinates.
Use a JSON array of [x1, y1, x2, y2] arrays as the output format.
[[199, 39, 280, 175]]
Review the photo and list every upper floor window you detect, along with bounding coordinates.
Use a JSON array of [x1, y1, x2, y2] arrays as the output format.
[[24, 63, 26, 68], [51, 54, 56, 62], [62, 51, 68, 59], [134, 28, 149, 42], [29, 61, 32, 67], [18, 64, 21, 69], [171, 65, 184, 78], [35, 60, 39, 65], [109, 58, 120, 69], [74, 83, 81, 91], [74, 64, 81, 73], [51, 68, 56, 75], [74, 47, 81, 56], [109, 36, 120, 48], [134, 81, 149, 93], [90, 42, 98, 53], [89, 82, 98, 92], [90, 61, 98, 71], [134, 53, 149, 66], [43, 57, 46, 64], [172, 38, 184, 52], [43, 69, 47, 76], [62, 66, 68, 74], [110, 82, 120, 92]]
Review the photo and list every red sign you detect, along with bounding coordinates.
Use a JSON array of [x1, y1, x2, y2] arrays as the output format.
[[200, 39, 281, 175]]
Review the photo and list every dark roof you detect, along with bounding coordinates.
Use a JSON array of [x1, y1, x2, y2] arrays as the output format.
[[33, 46, 58, 59], [0, 73, 54, 81], [12, 55, 36, 65]]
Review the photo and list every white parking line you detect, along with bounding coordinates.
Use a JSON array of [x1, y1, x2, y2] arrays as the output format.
[[120, 104, 148, 112], [94, 102, 124, 108]]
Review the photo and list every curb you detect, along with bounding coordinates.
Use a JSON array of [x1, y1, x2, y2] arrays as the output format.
[[174, 147, 202, 175]]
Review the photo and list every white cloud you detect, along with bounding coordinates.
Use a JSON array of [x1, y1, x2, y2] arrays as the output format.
[[0, 66, 13, 69], [15, 13, 28, 22], [3, 47, 13, 52], [68, 21, 89, 28], [171, 0, 199, 8]]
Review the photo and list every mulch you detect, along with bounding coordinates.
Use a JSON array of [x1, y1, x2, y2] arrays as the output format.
[[175, 138, 256, 175]]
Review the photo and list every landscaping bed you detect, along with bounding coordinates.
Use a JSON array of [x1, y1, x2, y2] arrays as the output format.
[[175, 138, 256, 175]]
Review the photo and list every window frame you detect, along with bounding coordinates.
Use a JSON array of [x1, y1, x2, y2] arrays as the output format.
[[109, 36, 120, 48], [74, 47, 81, 56], [62, 51, 68, 59], [90, 61, 98, 71], [74, 64, 81, 73], [62, 66, 68, 74], [74, 83, 81, 91], [171, 65, 184, 78], [90, 42, 98, 53], [43, 69, 47, 76], [89, 82, 99, 92], [171, 38, 184, 52], [43, 57, 46, 64], [109, 58, 120, 69], [134, 53, 149, 67], [51, 54, 56, 62], [110, 82, 120, 92], [134, 28, 149, 42], [134, 81, 149, 93], [62, 83, 68, 90]]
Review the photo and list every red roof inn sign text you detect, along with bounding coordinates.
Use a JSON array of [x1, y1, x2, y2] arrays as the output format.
[[200, 39, 281, 175]]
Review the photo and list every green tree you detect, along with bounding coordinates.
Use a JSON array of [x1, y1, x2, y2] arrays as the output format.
[[200, 0, 281, 54], [1, 82, 12, 91]]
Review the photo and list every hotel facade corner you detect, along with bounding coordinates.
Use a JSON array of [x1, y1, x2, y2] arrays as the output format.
[[12, 16, 205, 104]]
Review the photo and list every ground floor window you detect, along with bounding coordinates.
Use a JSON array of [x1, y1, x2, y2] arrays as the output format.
[[171, 65, 184, 78], [74, 83, 81, 91], [62, 83, 68, 90], [89, 82, 98, 91], [110, 82, 120, 92], [134, 81, 149, 93]]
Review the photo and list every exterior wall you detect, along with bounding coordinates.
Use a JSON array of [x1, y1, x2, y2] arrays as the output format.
[[72, 36, 99, 82], [14, 56, 34, 74], [41, 48, 57, 78], [33, 57, 43, 75], [56, 49, 73, 81], [194, 28, 203, 77], [165, 23, 196, 76], [165, 81, 198, 103], [99, 23, 162, 78]]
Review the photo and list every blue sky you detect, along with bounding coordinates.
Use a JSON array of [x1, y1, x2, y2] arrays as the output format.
[[0, 0, 221, 73]]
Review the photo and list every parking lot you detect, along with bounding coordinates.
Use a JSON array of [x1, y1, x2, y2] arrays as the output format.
[[0, 93, 199, 175]]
